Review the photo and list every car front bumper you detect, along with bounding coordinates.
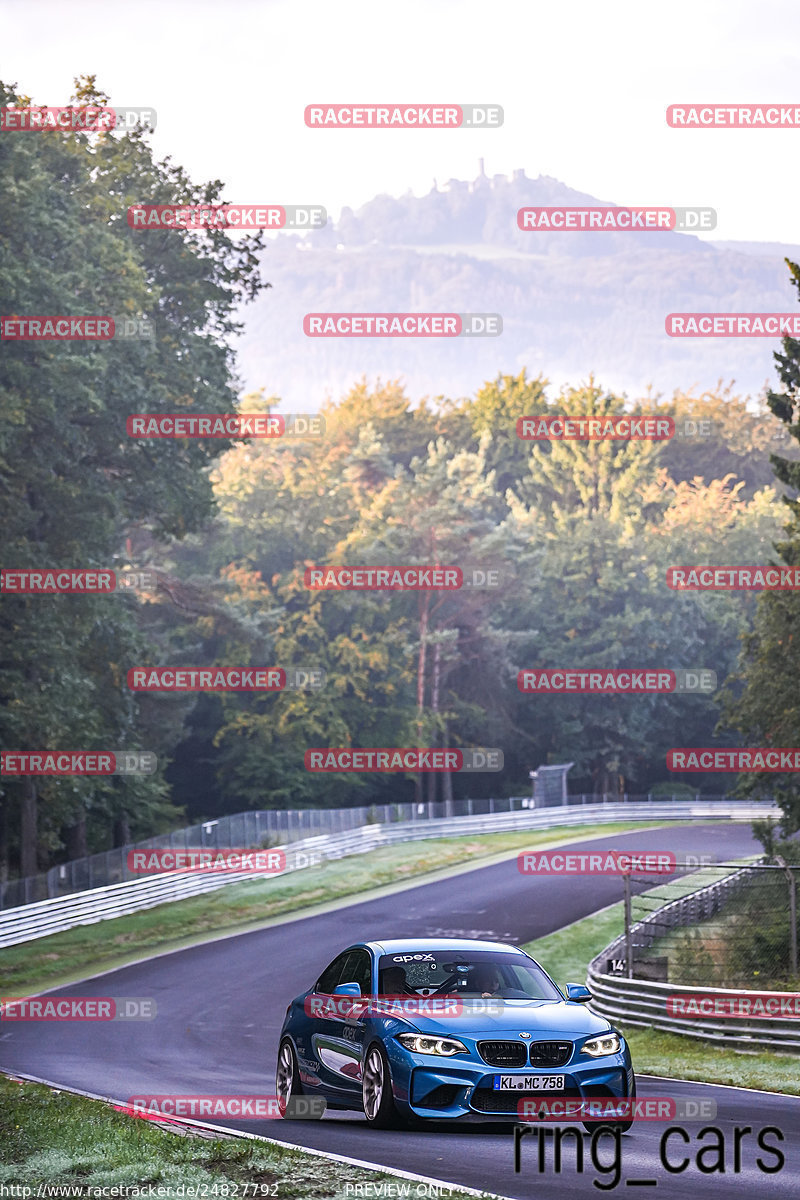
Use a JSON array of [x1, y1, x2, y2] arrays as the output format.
[[389, 1047, 634, 1121]]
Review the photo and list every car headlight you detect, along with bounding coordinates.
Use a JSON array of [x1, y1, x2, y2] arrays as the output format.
[[396, 1033, 468, 1056], [582, 1032, 621, 1057]]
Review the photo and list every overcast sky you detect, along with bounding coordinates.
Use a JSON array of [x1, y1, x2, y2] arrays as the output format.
[[4, 0, 800, 244]]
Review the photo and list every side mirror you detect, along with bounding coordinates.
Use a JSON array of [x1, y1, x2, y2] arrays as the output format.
[[333, 982, 362, 997], [565, 983, 592, 1003]]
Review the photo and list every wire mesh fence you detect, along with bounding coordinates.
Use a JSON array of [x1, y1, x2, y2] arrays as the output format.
[[0, 791, 730, 910], [1, 795, 529, 909], [611, 860, 800, 989]]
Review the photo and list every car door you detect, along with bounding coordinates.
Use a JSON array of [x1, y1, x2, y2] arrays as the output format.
[[313, 948, 373, 1099], [295, 950, 351, 1090]]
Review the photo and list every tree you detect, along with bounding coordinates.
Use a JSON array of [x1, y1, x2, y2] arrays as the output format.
[[171, 376, 784, 812], [649, 385, 793, 497], [507, 384, 782, 793], [0, 74, 266, 877], [719, 259, 800, 840]]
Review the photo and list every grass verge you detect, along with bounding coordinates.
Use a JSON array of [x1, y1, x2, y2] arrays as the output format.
[[1, 821, 669, 998], [523, 874, 800, 1096], [0, 1074, 489, 1198]]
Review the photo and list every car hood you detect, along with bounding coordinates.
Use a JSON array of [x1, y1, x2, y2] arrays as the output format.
[[399, 999, 612, 1039]]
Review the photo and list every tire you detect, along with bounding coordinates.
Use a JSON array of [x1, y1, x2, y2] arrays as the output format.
[[582, 1077, 636, 1134], [362, 1042, 402, 1128], [276, 1038, 308, 1118]]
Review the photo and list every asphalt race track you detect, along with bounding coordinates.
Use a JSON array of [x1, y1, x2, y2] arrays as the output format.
[[3, 823, 798, 1198]]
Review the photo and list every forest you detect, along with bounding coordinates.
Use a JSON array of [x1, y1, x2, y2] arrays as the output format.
[[3, 76, 800, 881]]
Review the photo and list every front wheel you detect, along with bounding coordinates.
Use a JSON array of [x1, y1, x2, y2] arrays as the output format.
[[276, 1038, 309, 1118], [362, 1042, 402, 1128]]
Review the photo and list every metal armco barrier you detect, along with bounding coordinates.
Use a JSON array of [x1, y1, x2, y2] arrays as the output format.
[[586, 970, 800, 1054], [0, 800, 774, 949], [0, 792, 735, 911], [588, 857, 800, 1054]]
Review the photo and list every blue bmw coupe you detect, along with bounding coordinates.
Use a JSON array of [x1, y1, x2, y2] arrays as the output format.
[[276, 937, 635, 1129]]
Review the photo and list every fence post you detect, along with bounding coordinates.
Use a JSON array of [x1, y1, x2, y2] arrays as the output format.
[[791, 870, 799, 979], [777, 857, 798, 978], [623, 872, 633, 980]]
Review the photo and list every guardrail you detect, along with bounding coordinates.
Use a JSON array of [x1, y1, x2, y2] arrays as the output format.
[[586, 971, 800, 1054], [0, 800, 775, 949], [587, 857, 800, 1053], [1, 792, 737, 910]]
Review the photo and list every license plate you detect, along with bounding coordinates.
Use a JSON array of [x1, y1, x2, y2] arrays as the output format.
[[494, 1075, 565, 1091]]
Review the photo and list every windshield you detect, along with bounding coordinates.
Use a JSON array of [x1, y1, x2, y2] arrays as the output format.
[[377, 950, 562, 1001]]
